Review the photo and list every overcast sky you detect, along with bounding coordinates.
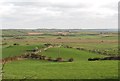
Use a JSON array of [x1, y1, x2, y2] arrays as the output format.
[[0, 0, 119, 29]]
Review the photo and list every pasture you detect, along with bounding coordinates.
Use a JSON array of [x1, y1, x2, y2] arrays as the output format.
[[3, 47, 118, 79], [1, 29, 119, 79]]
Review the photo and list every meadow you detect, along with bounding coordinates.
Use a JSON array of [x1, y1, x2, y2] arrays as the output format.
[[1, 29, 119, 79]]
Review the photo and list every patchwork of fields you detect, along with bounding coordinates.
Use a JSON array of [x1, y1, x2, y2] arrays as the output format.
[[1, 29, 119, 79]]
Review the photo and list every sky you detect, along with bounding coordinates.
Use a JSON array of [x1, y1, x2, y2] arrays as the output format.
[[0, 0, 119, 29]]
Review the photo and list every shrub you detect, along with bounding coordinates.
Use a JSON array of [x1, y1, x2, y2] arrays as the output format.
[[68, 58, 74, 62], [56, 57, 63, 62], [47, 57, 52, 61], [2, 42, 7, 45], [6, 45, 12, 48], [44, 43, 52, 47], [88, 57, 100, 61], [88, 58, 94, 61], [13, 43, 19, 45], [26, 43, 29, 45], [57, 37, 62, 39]]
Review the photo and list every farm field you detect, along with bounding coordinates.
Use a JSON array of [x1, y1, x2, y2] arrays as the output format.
[[1, 29, 119, 79]]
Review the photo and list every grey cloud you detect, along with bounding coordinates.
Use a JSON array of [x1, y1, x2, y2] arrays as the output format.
[[1, 0, 118, 29], [101, 2, 118, 11], [9, 1, 88, 9]]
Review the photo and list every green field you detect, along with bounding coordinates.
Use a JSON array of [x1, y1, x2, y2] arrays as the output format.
[[1, 29, 119, 79], [2, 44, 44, 58], [3, 47, 118, 79]]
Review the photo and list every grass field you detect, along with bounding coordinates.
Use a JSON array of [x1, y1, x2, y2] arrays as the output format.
[[3, 60, 118, 79], [1, 29, 119, 79], [41, 47, 105, 60], [2, 44, 45, 58], [3, 47, 118, 79]]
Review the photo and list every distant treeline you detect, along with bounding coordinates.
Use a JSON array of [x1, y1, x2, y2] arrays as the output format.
[[2, 29, 118, 33]]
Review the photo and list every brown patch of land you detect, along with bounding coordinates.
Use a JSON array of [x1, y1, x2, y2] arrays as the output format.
[[28, 32, 44, 35]]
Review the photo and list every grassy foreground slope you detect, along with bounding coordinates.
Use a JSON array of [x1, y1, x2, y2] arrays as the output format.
[[3, 47, 118, 79]]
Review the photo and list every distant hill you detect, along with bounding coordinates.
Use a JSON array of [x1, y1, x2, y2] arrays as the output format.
[[1, 29, 118, 36]]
